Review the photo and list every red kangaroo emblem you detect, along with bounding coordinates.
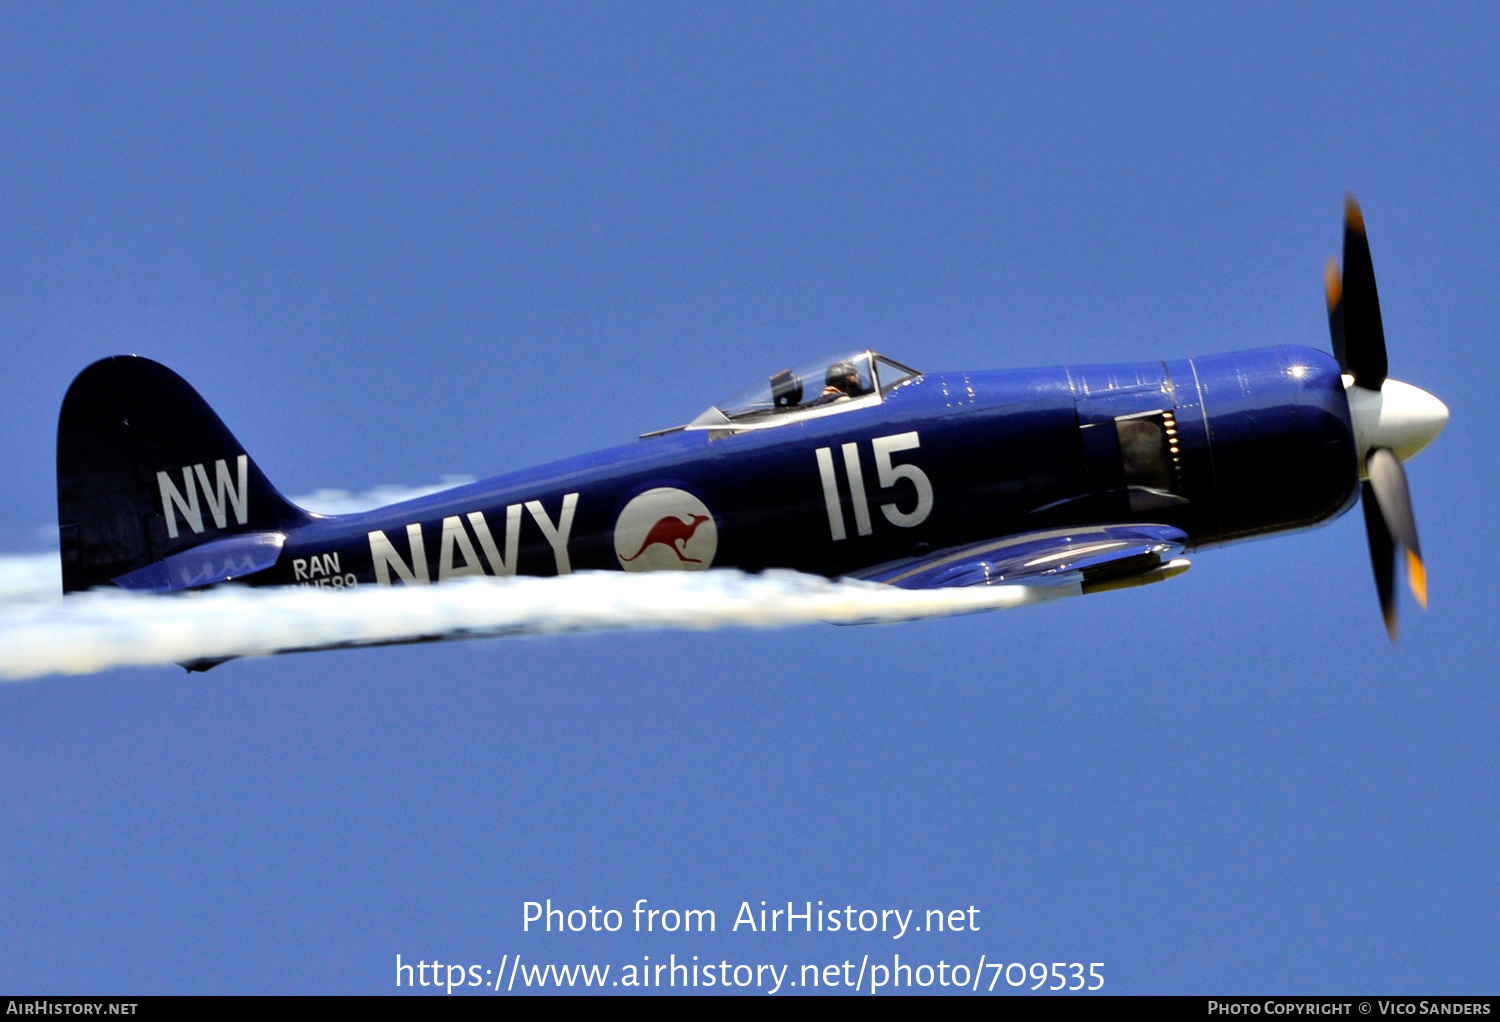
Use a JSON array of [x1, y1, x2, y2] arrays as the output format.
[[622, 514, 711, 564]]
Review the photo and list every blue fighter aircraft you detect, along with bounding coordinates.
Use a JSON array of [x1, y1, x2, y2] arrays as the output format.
[[56, 198, 1447, 659]]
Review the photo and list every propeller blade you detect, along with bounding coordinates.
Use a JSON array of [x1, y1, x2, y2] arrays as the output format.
[[1325, 257, 1347, 373], [1326, 255, 1350, 370], [1341, 195, 1388, 389], [1361, 480, 1398, 641], [1367, 447, 1427, 611]]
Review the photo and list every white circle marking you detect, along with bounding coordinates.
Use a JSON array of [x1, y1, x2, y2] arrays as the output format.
[[613, 487, 718, 572]]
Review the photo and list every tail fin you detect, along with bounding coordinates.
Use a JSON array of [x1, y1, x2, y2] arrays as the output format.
[[56, 356, 311, 593]]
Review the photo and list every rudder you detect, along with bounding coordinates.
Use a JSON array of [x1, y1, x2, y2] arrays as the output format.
[[57, 356, 311, 593]]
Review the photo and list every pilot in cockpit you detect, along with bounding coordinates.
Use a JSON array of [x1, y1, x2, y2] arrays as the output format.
[[813, 360, 866, 406]]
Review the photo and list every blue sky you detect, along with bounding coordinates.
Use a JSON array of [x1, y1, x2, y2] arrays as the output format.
[[0, 2, 1496, 994]]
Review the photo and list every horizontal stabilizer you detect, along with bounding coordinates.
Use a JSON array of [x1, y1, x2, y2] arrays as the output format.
[[112, 531, 286, 594]]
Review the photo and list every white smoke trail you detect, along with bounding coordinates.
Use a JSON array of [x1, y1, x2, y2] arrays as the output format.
[[289, 475, 477, 515], [0, 552, 63, 606], [0, 478, 1065, 680], [0, 562, 1063, 681]]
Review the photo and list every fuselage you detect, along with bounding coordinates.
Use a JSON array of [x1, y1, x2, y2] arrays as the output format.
[[270, 344, 1359, 590]]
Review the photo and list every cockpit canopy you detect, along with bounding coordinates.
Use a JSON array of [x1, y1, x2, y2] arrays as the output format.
[[671, 350, 920, 434]]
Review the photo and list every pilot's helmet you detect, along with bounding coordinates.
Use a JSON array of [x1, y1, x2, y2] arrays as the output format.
[[825, 360, 863, 396]]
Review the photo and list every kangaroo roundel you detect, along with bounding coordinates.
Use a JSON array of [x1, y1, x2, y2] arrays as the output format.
[[614, 488, 718, 571]]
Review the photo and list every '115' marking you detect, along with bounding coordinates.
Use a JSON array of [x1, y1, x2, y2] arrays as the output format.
[[815, 431, 933, 541]]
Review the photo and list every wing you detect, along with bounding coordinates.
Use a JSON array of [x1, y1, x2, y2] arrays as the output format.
[[850, 523, 1191, 594]]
